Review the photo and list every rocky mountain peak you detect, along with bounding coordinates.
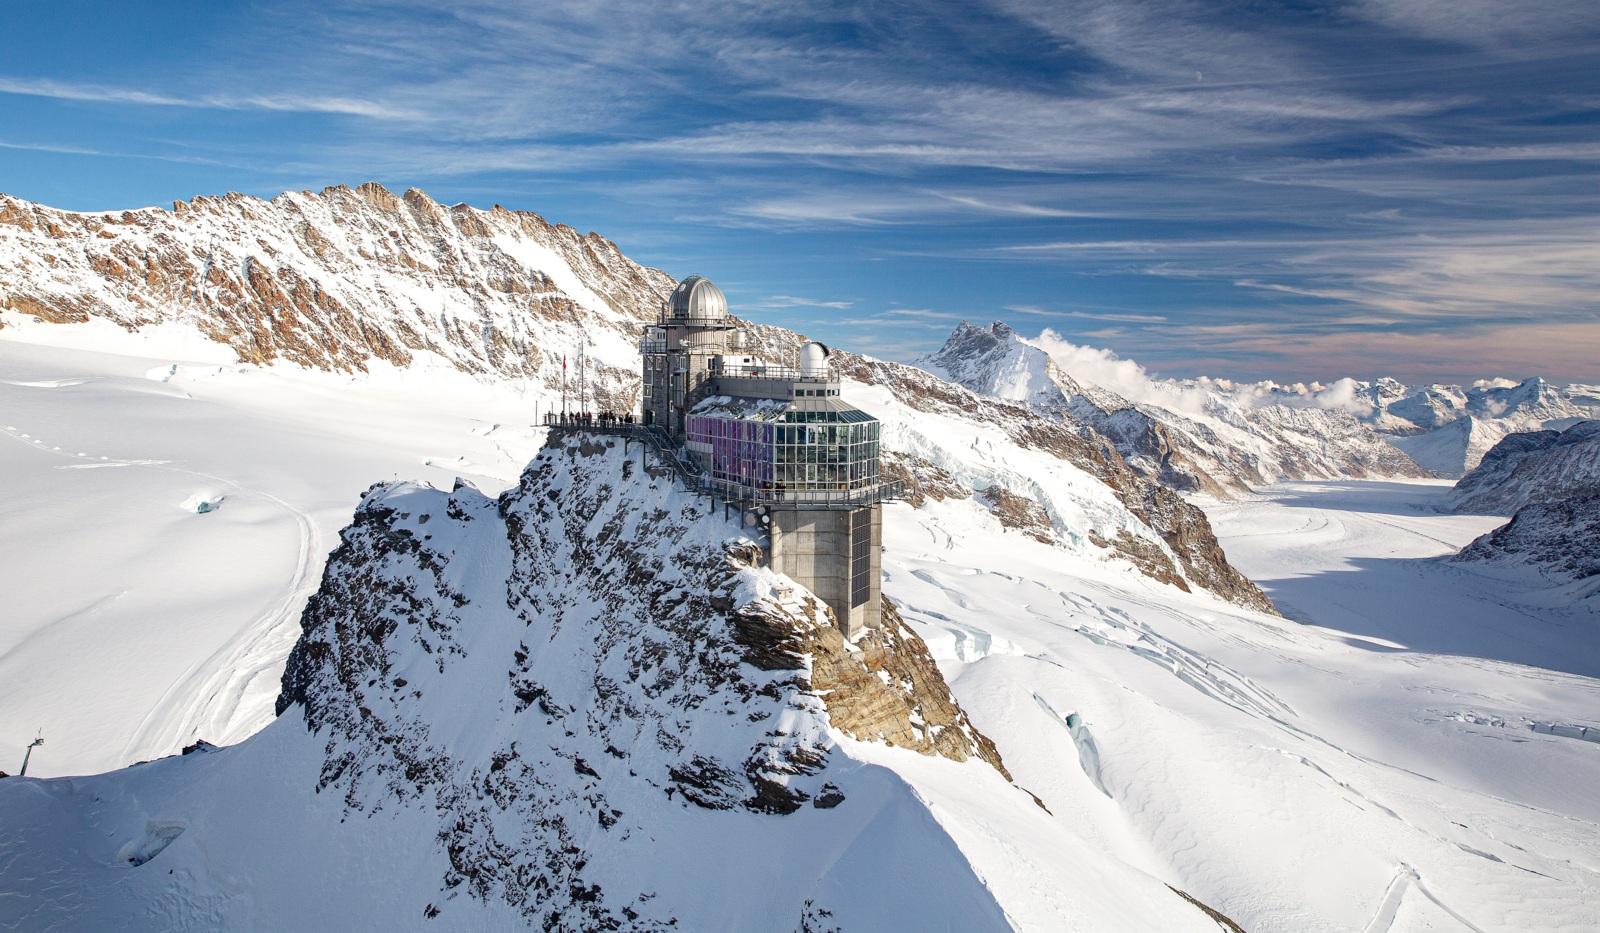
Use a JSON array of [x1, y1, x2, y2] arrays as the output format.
[[269, 431, 1016, 927]]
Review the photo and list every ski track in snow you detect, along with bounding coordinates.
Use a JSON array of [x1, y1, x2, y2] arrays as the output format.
[[1, 415, 323, 757], [0, 342, 551, 777], [123, 477, 320, 758]]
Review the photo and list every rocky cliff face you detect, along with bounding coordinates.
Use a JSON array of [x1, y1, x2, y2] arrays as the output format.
[[274, 432, 1013, 927], [0, 183, 672, 409], [1450, 420, 1600, 514], [1447, 421, 1600, 601], [1453, 494, 1600, 585]]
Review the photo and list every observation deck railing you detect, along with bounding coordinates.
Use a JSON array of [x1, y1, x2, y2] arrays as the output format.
[[544, 415, 900, 512]]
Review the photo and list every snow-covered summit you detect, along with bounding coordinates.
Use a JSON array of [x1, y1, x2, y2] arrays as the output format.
[[918, 321, 1074, 410]]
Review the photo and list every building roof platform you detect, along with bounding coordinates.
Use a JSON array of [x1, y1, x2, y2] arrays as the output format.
[[689, 394, 877, 423]]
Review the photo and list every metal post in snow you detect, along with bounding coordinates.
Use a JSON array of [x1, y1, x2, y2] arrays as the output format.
[[19, 735, 43, 777]]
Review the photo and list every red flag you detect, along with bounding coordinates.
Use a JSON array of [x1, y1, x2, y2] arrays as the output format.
[[563, 354, 567, 370]]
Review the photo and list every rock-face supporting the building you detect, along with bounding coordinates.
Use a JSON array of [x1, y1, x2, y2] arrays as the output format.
[[770, 505, 882, 638]]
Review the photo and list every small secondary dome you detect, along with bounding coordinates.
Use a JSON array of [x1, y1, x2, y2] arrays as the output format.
[[668, 275, 728, 321], [800, 341, 831, 377]]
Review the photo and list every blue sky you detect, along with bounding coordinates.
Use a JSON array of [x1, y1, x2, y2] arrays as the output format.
[[3, 0, 1598, 385]]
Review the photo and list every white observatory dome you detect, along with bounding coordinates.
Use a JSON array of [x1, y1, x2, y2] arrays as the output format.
[[800, 341, 831, 377], [667, 275, 728, 321]]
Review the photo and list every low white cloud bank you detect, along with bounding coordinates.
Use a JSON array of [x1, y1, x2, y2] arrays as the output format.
[[1027, 329, 1375, 417], [1028, 329, 1210, 415], [1228, 376, 1376, 416]]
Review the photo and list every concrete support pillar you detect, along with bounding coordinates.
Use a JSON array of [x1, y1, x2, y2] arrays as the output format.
[[769, 504, 881, 639]]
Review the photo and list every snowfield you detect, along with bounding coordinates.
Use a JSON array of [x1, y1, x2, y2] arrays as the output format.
[[886, 484, 1600, 931], [0, 323, 550, 778], [3, 324, 1599, 931]]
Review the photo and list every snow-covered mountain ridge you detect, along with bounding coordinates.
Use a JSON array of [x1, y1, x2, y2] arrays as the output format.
[[0, 183, 1277, 615], [8, 186, 1600, 930], [0, 185, 1278, 786], [0, 182, 672, 407]]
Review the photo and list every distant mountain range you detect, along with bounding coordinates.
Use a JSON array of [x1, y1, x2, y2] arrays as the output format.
[[917, 321, 1599, 493], [918, 322, 1426, 497], [1369, 376, 1598, 477]]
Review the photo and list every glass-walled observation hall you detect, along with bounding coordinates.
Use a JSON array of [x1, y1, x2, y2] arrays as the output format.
[[684, 396, 883, 502]]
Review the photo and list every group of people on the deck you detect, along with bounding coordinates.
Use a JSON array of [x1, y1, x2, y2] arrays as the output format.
[[545, 410, 636, 427]]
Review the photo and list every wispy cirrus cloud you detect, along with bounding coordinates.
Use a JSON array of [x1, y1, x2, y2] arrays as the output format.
[[0, 75, 410, 119], [1005, 305, 1168, 323], [751, 295, 857, 310]]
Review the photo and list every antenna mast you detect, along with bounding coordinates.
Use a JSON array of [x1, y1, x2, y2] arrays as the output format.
[[579, 336, 588, 415], [19, 733, 43, 777]]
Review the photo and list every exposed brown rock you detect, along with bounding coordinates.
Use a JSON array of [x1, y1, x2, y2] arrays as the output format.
[[980, 485, 1055, 544], [728, 586, 1009, 780], [880, 451, 971, 508], [1089, 529, 1190, 593], [0, 185, 674, 410], [814, 600, 1010, 779]]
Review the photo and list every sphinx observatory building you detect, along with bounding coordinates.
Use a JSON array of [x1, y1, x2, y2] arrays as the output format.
[[639, 275, 899, 637]]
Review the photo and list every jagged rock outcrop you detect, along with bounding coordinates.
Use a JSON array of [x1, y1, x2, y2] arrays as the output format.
[[879, 451, 972, 508], [0, 184, 672, 409], [1450, 420, 1600, 514], [734, 596, 1009, 778], [980, 485, 1057, 545], [1453, 494, 1600, 585], [275, 432, 1013, 927], [1446, 421, 1600, 601]]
